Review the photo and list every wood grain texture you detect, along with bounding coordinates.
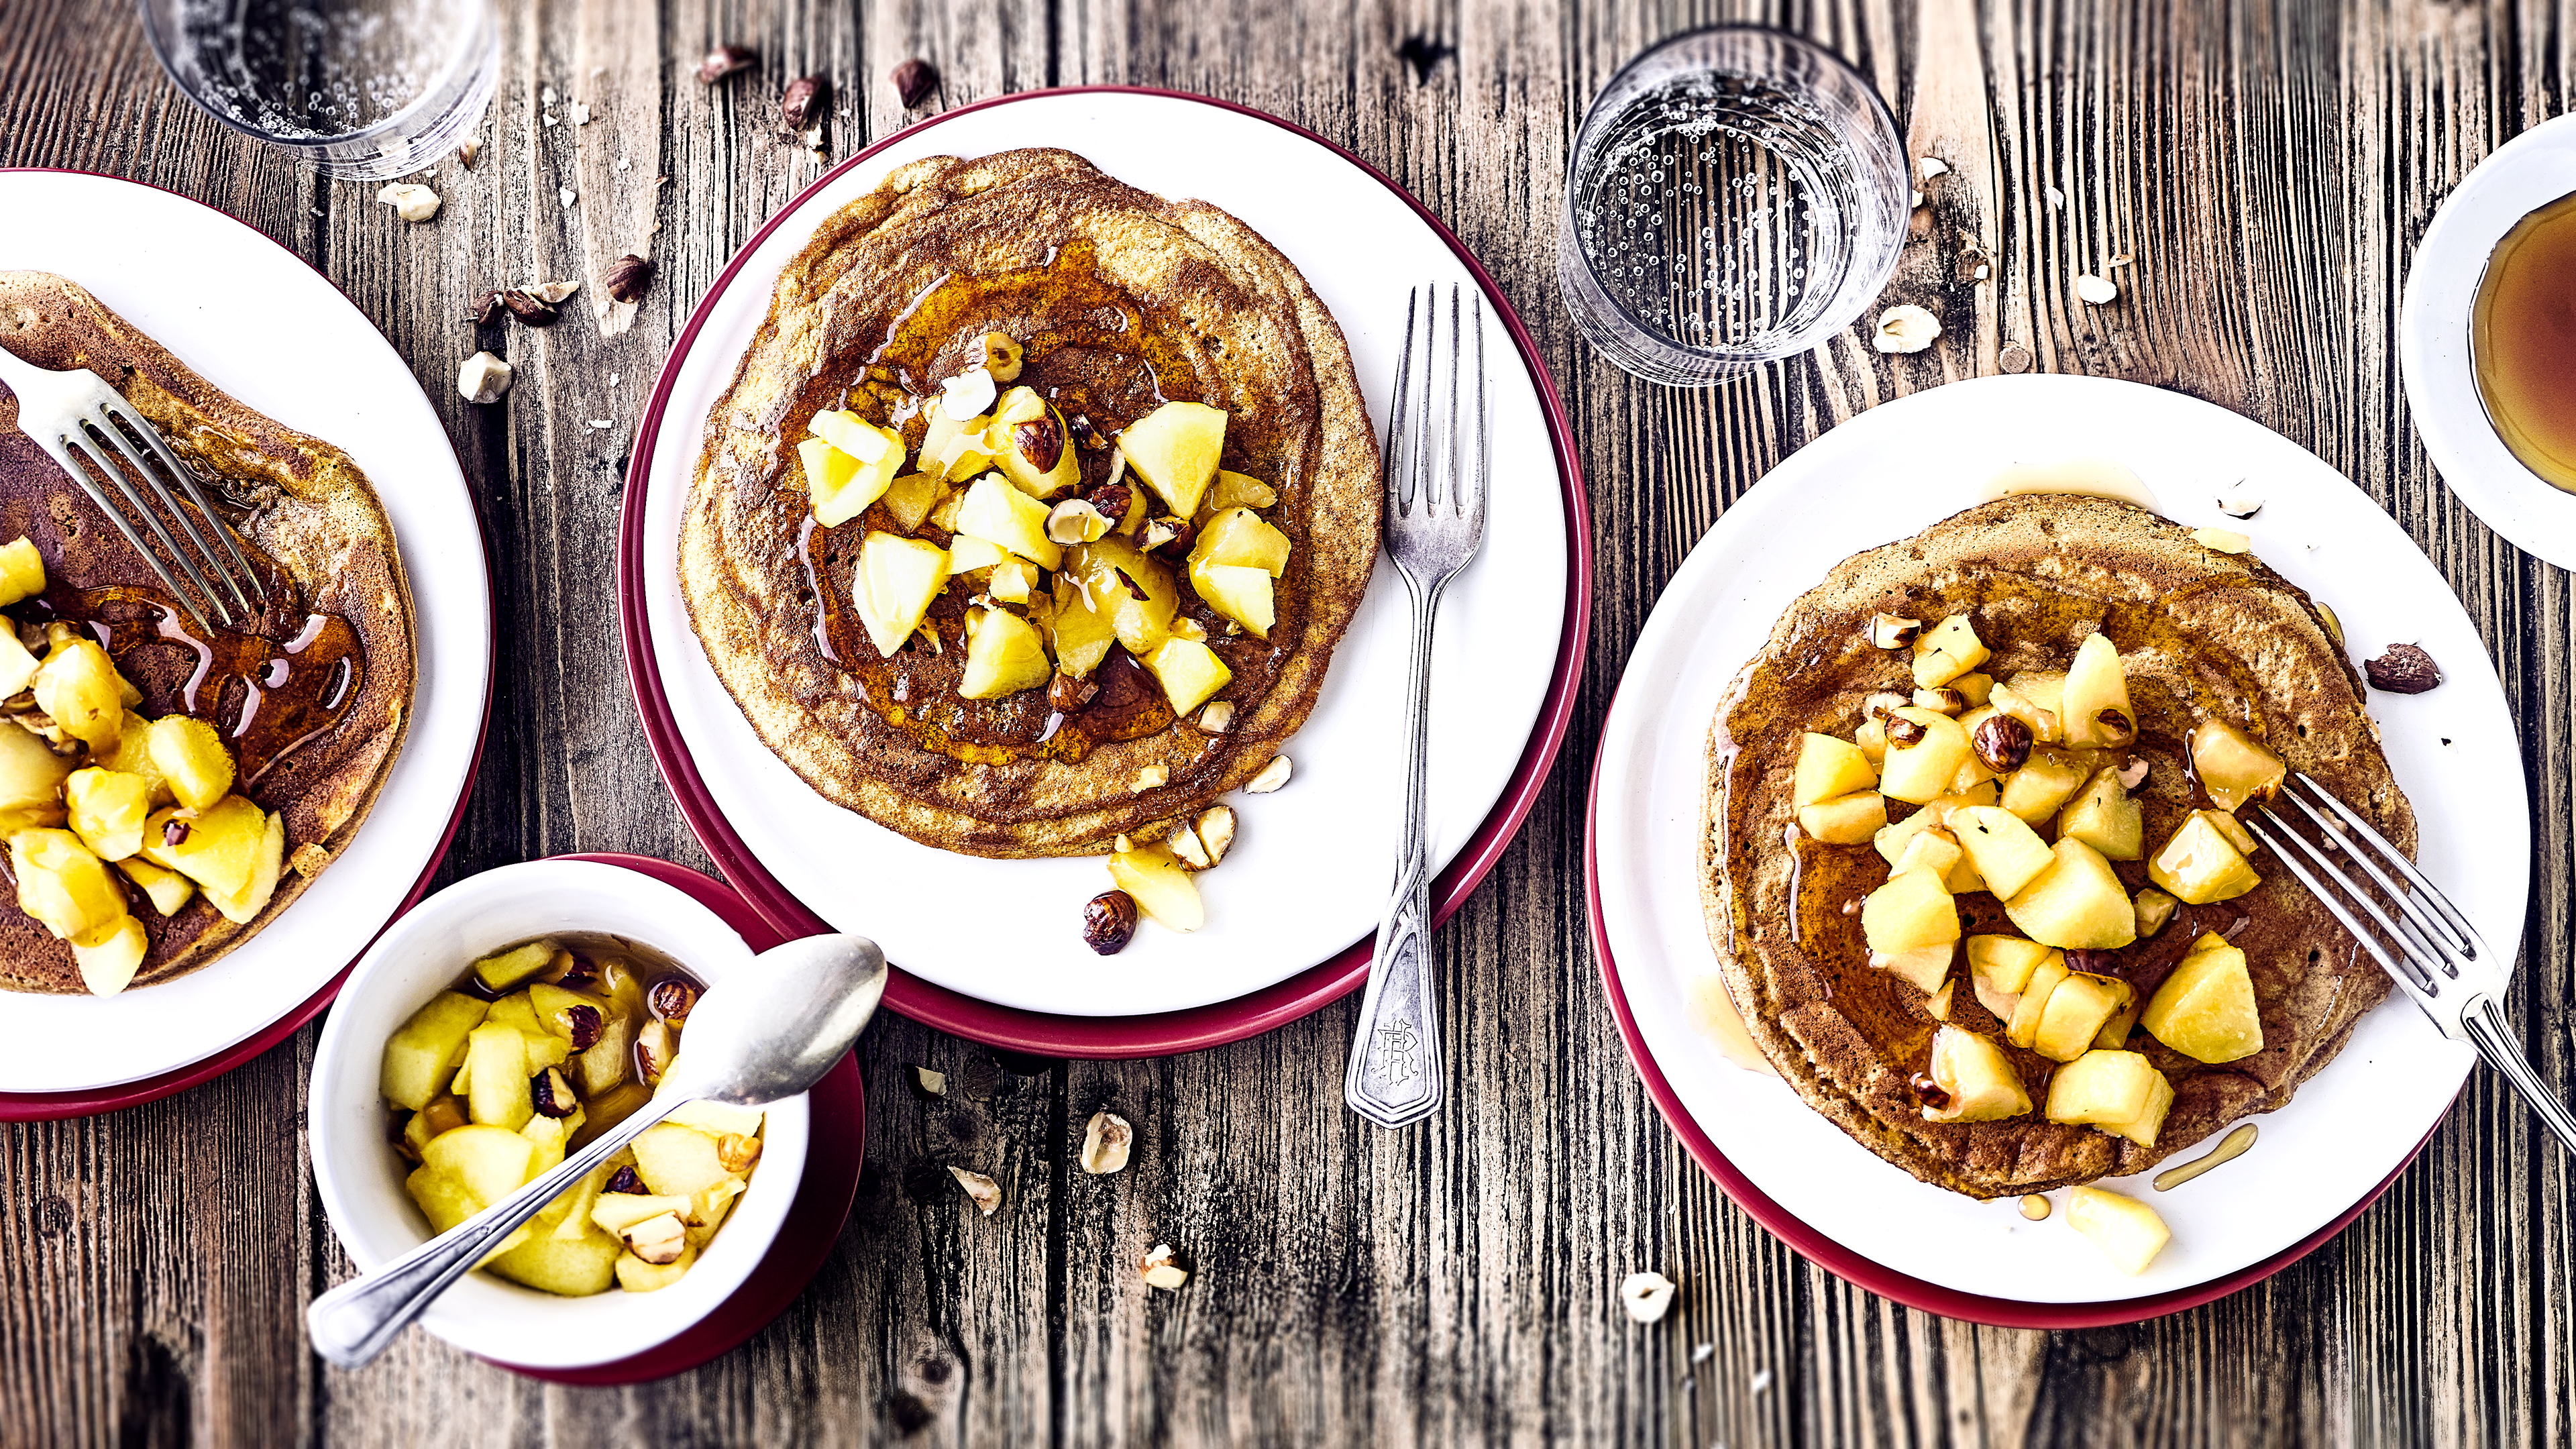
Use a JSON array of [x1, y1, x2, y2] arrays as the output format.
[[1, 0, 2571, 1444]]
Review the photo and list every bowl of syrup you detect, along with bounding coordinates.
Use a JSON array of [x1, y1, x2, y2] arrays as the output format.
[[2400, 112, 2576, 568]]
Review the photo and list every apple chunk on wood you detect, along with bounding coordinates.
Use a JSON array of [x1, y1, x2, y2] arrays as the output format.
[[1792, 732, 1878, 808], [1949, 806, 2055, 900], [2004, 838, 2137, 949], [2142, 933, 2265, 1063], [1921, 1026, 2032, 1123]]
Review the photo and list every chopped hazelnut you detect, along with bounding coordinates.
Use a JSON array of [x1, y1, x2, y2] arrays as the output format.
[[527, 280, 580, 305], [1619, 1270, 1678, 1324], [1198, 701, 1234, 733], [1130, 763, 1168, 793], [2216, 490, 2264, 519], [949, 1165, 1002, 1216], [1083, 890, 1138, 955], [1868, 614, 1923, 649], [1167, 819, 1211, 869], [1195, 806, 1236, 867], [698, 44, 758, 84], [2117, 757, 2150, 790], [621, 1211, 689, 1265], [980, 331, 1024, 382], [1079, 1111, 1133, 1175], [529, 1066, 578, 1118], [1911, 686, 1966, 715], [890, 57, 939, 108], [604, 254, 654, 304], [2075, 273, 2121, 305], [780, 76, 826, 131], [376, 182, 441, 222], [1883, 715, 1929, 748], [1862, 690, 1911, 724], [1140, 1242, 1189, 1290], [911, 1065, 948, 1097], [1047, 498, 1112, 545], [1872, 305, 1941, 354], [1972, 712, 2033, 772], [457, 351, 513, 405], [718, 1133, 763, 1173], [1244, 756, 1292, 794]]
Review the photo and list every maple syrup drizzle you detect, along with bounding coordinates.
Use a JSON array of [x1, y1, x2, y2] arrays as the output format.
[[2152, 1122, 2257, 1191], [68, 585, 363, 789]]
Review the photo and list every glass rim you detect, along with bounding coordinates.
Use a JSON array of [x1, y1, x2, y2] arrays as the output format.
[[1562, 22, 1905, 365], [137, 0, 499, 156]]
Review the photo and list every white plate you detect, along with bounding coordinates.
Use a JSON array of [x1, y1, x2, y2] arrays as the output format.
[[0, 170, 492, 1093], [1593, 375, 2526, 1305], [2401, 111, 2576, 569], [637, 93, 1567, 1018]]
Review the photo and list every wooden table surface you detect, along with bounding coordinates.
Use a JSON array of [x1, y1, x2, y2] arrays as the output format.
[[4, 0, 2571, 1444]]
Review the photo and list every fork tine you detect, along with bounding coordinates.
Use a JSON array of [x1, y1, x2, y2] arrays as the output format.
[[1409, 286, 1436, 519], [1440, 283, 1462, 516], [56, 434, 213, 630], [2273, 784, 2465, 972], [75, 415, 233, 628], [98, 398, 264, 622], [1385, 286, 1420, 517], [1466, 288, 1488, 538], [2288, 773, 2481, 951], [2242, 814, 2439, 994]]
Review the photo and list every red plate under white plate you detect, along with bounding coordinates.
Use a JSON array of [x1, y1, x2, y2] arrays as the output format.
[[1589, 376, 2526, 1326], [0, 169, 494, 1118], [620, 89, 1589, 1057]]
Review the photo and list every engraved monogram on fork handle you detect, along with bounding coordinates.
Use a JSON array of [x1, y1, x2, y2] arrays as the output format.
[[1345, 283, 1485, 1130]]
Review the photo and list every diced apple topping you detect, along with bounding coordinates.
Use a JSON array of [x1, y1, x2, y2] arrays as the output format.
[[116, 857, 194, 916], [1873, 943, 1955, 993], [1190, 561, 1274, 639], [800, 409, 904, 527], [2004, 838, 2138, 949], [2003, 954, 2071, 1049], [147, 715, 235, 812], [2057, 767, 2143, 860], [1862, 864, 1959, 955], [2059, 634, 2136, 747], [1949, 805, 2055, 900], [1118, 401, 1228, 516], [2142, 932, 2265, 1063], [1966, 934, 2058, 1020], [2146, 810, 2261, 904], [64, 766, 148, 861], [0, 727, 72, 818], [0, 629, 37, 699], [1068, 537, 1178, 656], [33, 637, 123, 749], [1197, 471, 1277, 520], [879, 472, 946, 533], [954, 474, 1064, 571], [1044, 576, 1119, 679], [854, 532, 950, 659], [2045, 1049, 2175, 1148], [1998, 747, 2092, 823], [2188, 719, 2288, 810], [1145, 639, 1232, 716], [1910, 613, 1991, 688], [2131, 886, 2180, 937], [0, 537, 45, 607], [2065, 1186, 2171, 1275], [1107, 843, 1203, 931], [1792, 733, 1879, 809], [70, 914, 148, 996], [2032, 971, 2131, 1063], [959, 608, 1051, 700], [1988, 672, 2064, 743], [1920, 1025, 2032, 1123], [1798, 792, 1886, 845], [1879, 707, 1974, 804], [987, 388, 1081, 497], [11, 828, 123, 942]]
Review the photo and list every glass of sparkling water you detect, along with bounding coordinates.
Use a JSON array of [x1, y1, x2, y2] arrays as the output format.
[[1558, 25, 1911, 386], [139, 0, 499, 180]]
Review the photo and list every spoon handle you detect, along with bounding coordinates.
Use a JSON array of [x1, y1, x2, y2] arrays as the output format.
[[307, 1095, 684, 1368]]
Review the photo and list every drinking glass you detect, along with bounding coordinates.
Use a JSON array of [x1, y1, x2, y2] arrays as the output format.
[[139, 0, 500, 180], [1558, 25, 1911, 386]]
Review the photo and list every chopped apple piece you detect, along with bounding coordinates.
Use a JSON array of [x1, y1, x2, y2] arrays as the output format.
[[1988, 672, 2064, 743], [2065, 1185, 2171, 1275], [2059, 634, 2136, 747], [0, 537, 45, 606], [0, 628, 36, 699], [1190, 508, 1291, 576], [138, 794, 264, 902], [879, 472, 947, 533], [945, 534, 1010, 576], [1872, 943, 1954, 993], [1189, 560, 1275, 638], [0, 724, 72, 814], [855, 532, 950, 659], [1998, 749, 2092, 824], [2033, 972, 2133, 1063], [2044, 1049, 2163, 1126], [64, 767, 148, 861], [2097, 1068, 2176, 1147], [2004, 955, 2071, 1049], [1107, 844, 1203, 931], [2189, 719, 2288, 811], [1890, 823, 1962, 879], [146, 716, 235, 812], [70, 914, 146, 996], [471, 940, 555, 993], [1953, 672, 1994, 706], [2147, 811, 2261, 904], [32, 637, 125, 749], [1878, 708, 1975, 804], [2142, 934, 2265, 1063], [1792, 733, 1880, 808], [800, 423, 903, 527], [1910, 613, 1990, 688], [1144, 638, 1232, 716], [987, 558, 1038, 604], [1968, 935, 2060, 1020], [1854, 718, 1887, 764], [617, 1243, 699, 1292], [2058, 767, 2144, 860], [1197, 471, 1277, 519], [1921, 1026, 2033, 1123], [202, 810, 284, 924], [1950, 806, 2057, 900], [2094, 998, 2141, 1048], [10, 828, 123, 941], [957, 608, 1052, 700], [380, 991, 492, 1110], [589, 1191, 696, 1234], [953, 474, 1064, 570], [115, 856, 194, 916], [632, 1122, 734, 1198], [2132, 886, 2179, 938], [2198, 807, 2258, 855], [1926, 980, 1955, 1019], [926, 411, 998, 482], [1862, 864, 1959, 954], [462, 1022, 534, 1130], [488, 1227, 623, 1297], [1118, 400, 1228, 516], [1069, 537, 1178, 656], [423, 1122, 541, 1209], [1044, 576, 1119, 678], [1798, 792, 1886, 845], [2004, 838, 2138, 949]]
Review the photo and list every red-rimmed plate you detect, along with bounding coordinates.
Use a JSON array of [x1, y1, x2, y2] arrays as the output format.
[[0, 169, 494, 1118], [1587, 376, 2524, 1326], [488, 854, 865, 1385], [619, 89, 1589, 1057]]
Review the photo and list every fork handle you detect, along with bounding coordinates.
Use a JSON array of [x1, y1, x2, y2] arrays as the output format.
[[2460, 994, 2576, 1157], [1344, 576, 1444, 1128]]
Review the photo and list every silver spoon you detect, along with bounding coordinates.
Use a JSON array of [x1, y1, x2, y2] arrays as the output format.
[[306, 932, 888, 1369]]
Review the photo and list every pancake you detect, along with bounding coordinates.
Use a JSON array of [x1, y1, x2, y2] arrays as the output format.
[[1702, 495, 2414, 1199], [0, 272, 413, 993], [682, 148, 1378, 857]]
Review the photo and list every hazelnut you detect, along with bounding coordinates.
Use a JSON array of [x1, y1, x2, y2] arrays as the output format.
[[2365, 643, 2442, 694], [2075, 273, 2121, 305], [1195, 806, 1236, 867], [1083, 480, 1133, 525], [980, 331, 1024, 382], [527, 280, 580, 305], [2092, 708, 2137, 748], [622, 1211, 689, 1265], [1140, 1242, 1190, 1290], [1078, 1110, 1133, 1175], [780, 76, 826, 131], [718, 1132, 763, 1173], [605, 1166, 645, 1195], [949, 1165, 1003, 1216], [910, 1066, 948, 1097], [375, 182, 441, 222], [1245, 755, 1292, 794], [890, 56, 939, 108], [604, 254, 654, 305], [1139, 516, 1194, 559], [1049, 672, 1099, 712], [1971, 713, 2033, 773], [1868, 614, 1923, 649], [1197, 701, 1234, 733], [1883, 716, 1929, 748], [529, 1066, 578, 1118], [1130, 763, 1168, 792], [1872, 305, 1941, 354], [1083, 890, 1138, 955], [1046, 498, 1110, 545], [698, 44, 758, 84], [1912, 686, 1966, 715], [1167, 819, 1212, 869], [648, 977, 698, 1024], [1015, 415, 1067, 472], [2117, 757, 2149, 790], [2063, 948, 2124, 977], [500, 289, 559, 326], [162, 819, 190, 847], [1863, 690, 1911, 724], [1908, 1072, 1951, 1110], [473, 290, 507, 327], [564, 1004, 603, 1051], [456, 140, 481, 170], [1619, 1270, 1677, 1323], [2216, 490, 2264, 519], [456, 351, 513, 405]]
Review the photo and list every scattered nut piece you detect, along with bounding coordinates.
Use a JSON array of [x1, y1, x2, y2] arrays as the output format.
[[941, 366, 998, 420], [698, 44, 759, 84], [376, 182, 441, 222], [457, 351, 514, 404], [1619, 1270, 1678, 1324], [1112, 833, 1134, 854], [718, 1133, 763, 1173], [456, 140, 481, 169], [604, 254, 654, 304], [564, 1004, 603, 1051], [949, 1166, 1002, 1216], [1138, 516, 1192, 557], [605, 1166, 645, 1195], [558, 186, 578, 208], [891, 57, 939, 108], [1047, 498, 1112, 545], [1999, 344, 2033, 373], [529, 1066, 578, 1118], [1198, 701, 1234, 733], [780, 75, 826, 131], [1079, 1111, 1133, 1175], [1972, 712, 2034, 773], [527, 280, 580, 305], [472, 290, 508, 327], [2191, 527, 2250, 553], [2216, 490, 2264, 519], [2364, 643, 2443, 694], [1868, 613, 1922, 649], [622, 1211, 688, 1265], [910, 1066, 948, 1097], [1909, 188, 1923, 208], [1912, 686, 1966, 716], [980, 331, 1024, 382], [1872, 304, 1941, 354], [1083, 890, 1138, 955], [1883, 715, 1928, 748], [2075, 273, 2119, 305], [1195, 807, 1236, 867], [1131, 763, 1168, 793], [1140, 1242, 1189, 1289], [648, 977, 698, 1024], [1244, 755, 1292, 794], [1049, 672, 1099, 712], [2045, 185, 2065, 208], [1167, 818, 1212, 869], [1863, 690, 1911, 724], [2117, 757, 2150, 790], [570, 102, 591, 125], [1908, 1071, 1952, 1110], [2092, 707, 2137, 748], [1917, 156, 1951, 180]]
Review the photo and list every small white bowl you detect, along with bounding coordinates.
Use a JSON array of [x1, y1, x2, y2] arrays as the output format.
[[308, 859, 810, 1370], [2401, 111, 2576, 569]]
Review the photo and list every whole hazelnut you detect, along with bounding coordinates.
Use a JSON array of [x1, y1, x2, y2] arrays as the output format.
[[697, 44, 758, 84], [1884, 715, 1929, 748], [1909, 1073, 1952, 1110], [890, 57, 939, 108], [604, 254, 654, 305], [780, 75, 826, 131], [564, 1004, 603, 1051], [647, 977, 698, 1024], [1084, 480, 1133, 524], [1972, 713, 2033, 773], [1014, 415, 1065, 472], [1083, 890, 1138, 955], [2365, 643, 2443, 694]]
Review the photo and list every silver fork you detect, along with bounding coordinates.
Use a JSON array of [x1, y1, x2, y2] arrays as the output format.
[[0, 346, 268, 630], [1343, 282, 1487, 1130], [2243, 772, 2576, 1154]]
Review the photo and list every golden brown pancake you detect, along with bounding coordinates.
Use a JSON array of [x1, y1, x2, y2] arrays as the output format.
[[0, 272, 414, 993], [1702, 496, 2414, 1198], [682, 148, 1378, 857]]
